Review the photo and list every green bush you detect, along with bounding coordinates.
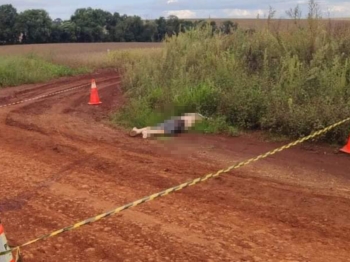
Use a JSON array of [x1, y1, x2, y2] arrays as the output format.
[[111, 14, 350, 143]]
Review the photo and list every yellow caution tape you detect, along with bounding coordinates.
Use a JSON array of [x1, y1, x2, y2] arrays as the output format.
[[1, 116, 349, 256]]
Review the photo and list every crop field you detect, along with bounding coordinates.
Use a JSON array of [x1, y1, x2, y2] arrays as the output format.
[[0, 42, 162, 56], [0, 42, 162, 69]]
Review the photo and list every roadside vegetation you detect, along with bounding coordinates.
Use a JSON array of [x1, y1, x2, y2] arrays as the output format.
[[112, 1, 350, 143], [0, 54, 87, 87]]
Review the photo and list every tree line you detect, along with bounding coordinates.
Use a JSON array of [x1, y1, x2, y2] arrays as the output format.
[[0, 4, 238, 45]]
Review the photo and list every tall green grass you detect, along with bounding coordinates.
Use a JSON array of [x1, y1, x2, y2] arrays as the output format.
[[0, 54, 88, 87], [111, 17, 350, 143]]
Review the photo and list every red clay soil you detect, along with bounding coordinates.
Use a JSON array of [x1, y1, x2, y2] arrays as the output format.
[[0, 70, 349, 262]]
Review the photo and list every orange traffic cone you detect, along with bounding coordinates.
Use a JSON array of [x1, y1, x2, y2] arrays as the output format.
[[340, 135, 350, 154], [88, 79, 102, 105], [0, 221, 15, 262]]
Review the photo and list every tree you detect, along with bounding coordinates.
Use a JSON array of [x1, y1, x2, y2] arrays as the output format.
[[53, 18, 63, 25], [71, 8, 112, 42], [210, 21, 217, 33], [103, 12, 120, 41], [17, 9, 52, 43], [155, 17, 167, 41], [106, 12, 123, 41], [50, 23, 62, 43], [166, 15, 181, 36], [180, 20, 194, 33], [0, 4, 19, 44], [141, 21, 158, 42], [125, 16, 145, 42], [220, 20, 238, 34], [60, 21, 77, 42], [50, 20, 77, 43]]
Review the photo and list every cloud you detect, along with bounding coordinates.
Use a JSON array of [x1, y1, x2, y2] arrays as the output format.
[[326, 2, 350, 17], [223, 8, 265, 18], [164, 9, 196, 18], [2, 0, 350, 20]]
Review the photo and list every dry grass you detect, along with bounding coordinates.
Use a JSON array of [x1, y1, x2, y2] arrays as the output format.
[[187, 18, 350, 30], [0, 42, 162, 56], [0, 42, 163, 68]]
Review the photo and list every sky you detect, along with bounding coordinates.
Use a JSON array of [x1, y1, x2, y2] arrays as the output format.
[[0, 0, 349, 20]]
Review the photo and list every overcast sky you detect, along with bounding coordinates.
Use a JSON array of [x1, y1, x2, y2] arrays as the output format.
[[1, 0, 349, 20]]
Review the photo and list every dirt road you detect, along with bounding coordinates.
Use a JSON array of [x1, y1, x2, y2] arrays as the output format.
[[0, 70, 349, 262]]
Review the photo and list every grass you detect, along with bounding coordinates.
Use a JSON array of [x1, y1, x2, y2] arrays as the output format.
[[0, 54, 88, 87], [185, 18, 350, 29], [0, 43, 162, 88], [0, 43, 161, 87], [107, 47, 163, 69], [111, 16, 350, 144], [0, 43, 161, 56], [0, 43, 162, 68]]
